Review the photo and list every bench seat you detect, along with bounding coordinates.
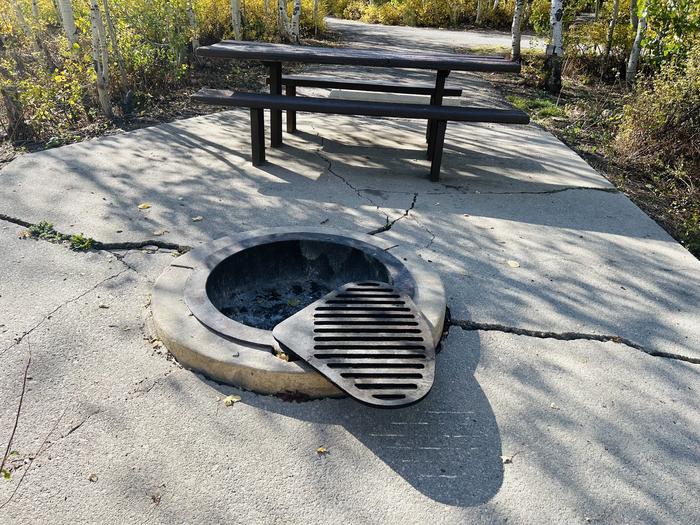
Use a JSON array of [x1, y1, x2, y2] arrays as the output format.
[[192, 88, 529, 181]]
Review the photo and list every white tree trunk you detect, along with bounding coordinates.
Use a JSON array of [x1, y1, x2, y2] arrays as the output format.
[[231, 0, 242, 40], [545, 0, 564, 93], [187, 0, 201, 55], [58, 0, 79, 47], [89, 0, 112, 117], [602, 0, 620, 71], [476, 0, 483, 24], [312, 0, 319, 35], [492, 0, 499, 10], [511, 0, 525, 61], [290, 0, 301, 42], [551, 0, 563, 55], [31, 0, 40, 19], [626, 14, 646, 86], [278, 0, 292, 41]]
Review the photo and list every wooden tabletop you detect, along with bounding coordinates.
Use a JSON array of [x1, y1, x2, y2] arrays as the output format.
[[196, 41, 520, 73]]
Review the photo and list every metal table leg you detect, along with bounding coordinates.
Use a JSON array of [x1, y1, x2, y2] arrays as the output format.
[[427, 69, 449, 161], [266, 61, 283, 147]]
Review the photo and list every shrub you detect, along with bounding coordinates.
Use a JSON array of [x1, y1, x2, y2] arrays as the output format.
[[615, 38, 700, 174]]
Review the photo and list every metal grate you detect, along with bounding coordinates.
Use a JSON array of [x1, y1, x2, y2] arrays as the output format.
[[272, 281, 435, 407]]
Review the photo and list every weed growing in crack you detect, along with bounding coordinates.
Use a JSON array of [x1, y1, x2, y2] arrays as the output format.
[[69, 233, 95, 251], [26, 221, 66, 243], [21, 220, 94, 251]]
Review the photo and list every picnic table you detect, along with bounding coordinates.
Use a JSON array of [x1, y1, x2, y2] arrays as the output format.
[[194, 41, 528, 180]]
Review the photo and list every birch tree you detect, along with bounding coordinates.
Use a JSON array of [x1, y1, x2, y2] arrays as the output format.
[[492, 0, 499, 10], [57, 0, 79, 47], [187, 0, 200, 55], [626, 12, 647, 87], [290, 0, 301, 42], [89, 0, 112, 117], [312, 0, 319, 36], [511, 0, 525, 62], [278, 0, 292, 41], [601, 0, 620, 75], [231, 0, 242, 40], [476, 0, 483, 24], [31, 0, 39, 19], [544, 0, 564, 93]]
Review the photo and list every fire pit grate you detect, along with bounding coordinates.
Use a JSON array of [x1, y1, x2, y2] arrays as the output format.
[[273, 281, 435, 407]]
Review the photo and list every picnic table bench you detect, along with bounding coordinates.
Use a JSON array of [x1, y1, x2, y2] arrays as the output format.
[[194, 41, 529, 181]]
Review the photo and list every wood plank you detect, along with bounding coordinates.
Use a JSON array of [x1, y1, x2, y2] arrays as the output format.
[[196, 41, 520, 72]]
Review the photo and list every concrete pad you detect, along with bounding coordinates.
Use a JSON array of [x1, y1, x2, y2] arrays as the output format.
[[1, 17, 698, 523], [0, 111, 393, 246], [1, 243, 697, 522]]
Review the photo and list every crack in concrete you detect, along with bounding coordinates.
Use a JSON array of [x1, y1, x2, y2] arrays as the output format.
[[0, 267, 131, 358], [0, 213, 191, 255], [315, 146, 394, 228], [441, 185, 619, 196], [367, 192, 418, 235], [451, 319, 700, 365]]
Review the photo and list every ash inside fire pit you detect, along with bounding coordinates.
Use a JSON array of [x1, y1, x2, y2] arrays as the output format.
[[206, 240, 391, 330]]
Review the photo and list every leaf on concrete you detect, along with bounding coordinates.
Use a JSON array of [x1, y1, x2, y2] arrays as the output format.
[[98, 303, 110, 309], [287, 298, 300, 307], [275, 351, 289, 361], [88, 473, 98, 482], [501, 451, 519, 464], [2, 468, 11, 480], [191, 216, 204, 222], [137, 203, 152, 210], [153, 229, 169, 236], [316, 447, 329, 455], [223, 395, 241, 406], [506, 260, 520, 268]]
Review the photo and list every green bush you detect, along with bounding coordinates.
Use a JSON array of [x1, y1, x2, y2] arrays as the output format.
[[615, 38, 700, 173]]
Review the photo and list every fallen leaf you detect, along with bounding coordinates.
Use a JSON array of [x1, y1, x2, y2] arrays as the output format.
[[151, 493, 162, 505], [501, 450, 520, 463], [2, 469, 10, 480], [153, 229, 168, 236], [550, 402, 560, 410], [275, 351, 289, 362], [137, 203, 151, 210], [98, 303, 110, 309], [191, 216, 203, 222], [18, 230, 31, 239], [287, 298, 300, 307], [506, 260, 520, 268], [88, 473, 98, 482], [316, 447, 328, 455], [223, 395, 241, 406]]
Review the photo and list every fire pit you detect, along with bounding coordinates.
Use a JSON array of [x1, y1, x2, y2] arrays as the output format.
[[152, 228, 446, 404]]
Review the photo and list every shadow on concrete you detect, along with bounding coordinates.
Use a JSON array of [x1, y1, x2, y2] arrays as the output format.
[[205, 329, 504, 508]]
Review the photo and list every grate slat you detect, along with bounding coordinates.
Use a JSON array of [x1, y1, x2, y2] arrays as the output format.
[[272, 281, 436, 407]]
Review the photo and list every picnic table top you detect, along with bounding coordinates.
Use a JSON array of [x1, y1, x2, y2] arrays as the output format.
[[196, 41, 520, 73]]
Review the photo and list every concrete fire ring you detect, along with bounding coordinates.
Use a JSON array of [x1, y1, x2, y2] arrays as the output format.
[[151, 227, 446, 397]]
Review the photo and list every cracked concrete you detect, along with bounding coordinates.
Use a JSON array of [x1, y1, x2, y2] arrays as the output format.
[[449, 318, 700, 365], [0, 17, 699, 524]]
